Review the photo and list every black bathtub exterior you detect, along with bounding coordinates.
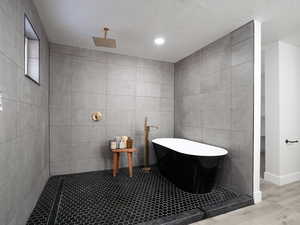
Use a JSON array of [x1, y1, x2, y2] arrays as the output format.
[[153, 142, 225, 194]]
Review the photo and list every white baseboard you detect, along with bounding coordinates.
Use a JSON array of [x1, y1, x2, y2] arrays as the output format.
[[264, 171, 300, 186], [264, 172, 281, 185], [253, 191, 262, 204]]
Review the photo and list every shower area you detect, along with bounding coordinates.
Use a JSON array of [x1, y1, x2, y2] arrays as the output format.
[[24, 21, 260, 225]]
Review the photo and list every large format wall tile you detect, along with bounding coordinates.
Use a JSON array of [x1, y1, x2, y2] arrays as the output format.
[[136, 82, 161, 97], [174, 21, 254, 196], [231, 61, 253, 87], [72, 92, 106, 109], [136, 97, 160, 112], [107, 79, 136, 96], [0, 99, 17, 143], [231, 22, 254, 45], [50, 44, 174, 174], [107, 64, 137, 81], [0, 1, 50, 225], [0, 54, 18, 101], [232, 38, 254, 66]]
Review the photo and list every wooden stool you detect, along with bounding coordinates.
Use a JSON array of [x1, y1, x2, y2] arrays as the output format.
[[112, 148, 137, 177]]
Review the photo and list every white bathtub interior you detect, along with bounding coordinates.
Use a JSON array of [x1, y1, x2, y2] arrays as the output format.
[[152, 138, 228, 157]]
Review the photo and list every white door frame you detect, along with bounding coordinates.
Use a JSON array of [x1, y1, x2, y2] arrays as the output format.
[[253, 20, 262, 203]]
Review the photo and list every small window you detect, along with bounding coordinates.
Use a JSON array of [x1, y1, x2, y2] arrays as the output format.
[[24, 15, 40, 84]]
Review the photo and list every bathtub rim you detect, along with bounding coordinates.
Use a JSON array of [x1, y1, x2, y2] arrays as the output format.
[[152, 138, 228, 157]]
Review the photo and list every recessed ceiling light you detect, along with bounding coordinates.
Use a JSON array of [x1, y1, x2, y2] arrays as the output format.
[[154, 37, 165, 46]]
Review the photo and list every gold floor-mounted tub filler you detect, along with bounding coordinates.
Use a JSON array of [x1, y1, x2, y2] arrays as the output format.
[[143, 117, 159, 172]]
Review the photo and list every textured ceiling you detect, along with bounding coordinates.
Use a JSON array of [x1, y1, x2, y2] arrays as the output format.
[[33, 0, 300, 62]]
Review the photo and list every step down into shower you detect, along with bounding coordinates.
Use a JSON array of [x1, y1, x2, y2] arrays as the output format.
[[26, 167, 253, 225], [26, 177, 62, 225], [47, 179, 64, 225]]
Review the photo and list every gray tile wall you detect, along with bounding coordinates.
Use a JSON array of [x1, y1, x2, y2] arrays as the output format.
[[0, 0, 49, 225], [174, 22, 254, 195], [50, 43, 174, 175]]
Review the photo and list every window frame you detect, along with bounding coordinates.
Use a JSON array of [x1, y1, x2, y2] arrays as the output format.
[[24, 14, 40, 85]]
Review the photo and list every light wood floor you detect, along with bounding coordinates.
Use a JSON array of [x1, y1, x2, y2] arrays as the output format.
[[192, 180, 300, 225]]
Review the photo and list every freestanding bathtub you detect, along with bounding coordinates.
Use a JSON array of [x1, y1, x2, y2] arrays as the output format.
[[152, 138, 228, 194]]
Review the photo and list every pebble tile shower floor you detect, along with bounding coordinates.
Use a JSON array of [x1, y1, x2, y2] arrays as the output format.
[[26, 167, 253, 225]]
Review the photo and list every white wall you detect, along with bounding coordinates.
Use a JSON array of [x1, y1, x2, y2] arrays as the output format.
[[279, 42, 300, 177], [265, 42, 280, 177], [261, 50, 265, 138], [265, 41, 300, 185], [253, 20, 262, 203]]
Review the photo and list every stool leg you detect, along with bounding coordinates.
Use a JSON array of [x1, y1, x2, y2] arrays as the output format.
[[113, 152, 118, 177], [127, 152, 133, 177], [116, 152, 120, 170]]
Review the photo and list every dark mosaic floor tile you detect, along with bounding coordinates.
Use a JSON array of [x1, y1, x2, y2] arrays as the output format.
[[26, 167, 253, 225], [26, 177, 61, 225]]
